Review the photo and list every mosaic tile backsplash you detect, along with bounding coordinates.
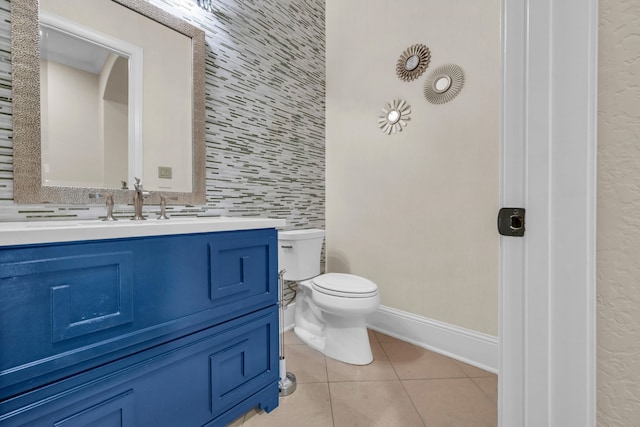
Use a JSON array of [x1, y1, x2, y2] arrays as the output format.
[[0, 0, 325, 231]]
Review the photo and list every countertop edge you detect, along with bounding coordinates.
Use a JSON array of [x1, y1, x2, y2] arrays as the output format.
[[0, 218, 287, 247]]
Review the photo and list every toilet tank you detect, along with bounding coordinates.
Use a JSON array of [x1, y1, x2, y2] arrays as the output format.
[[278, 229, 325, 281]]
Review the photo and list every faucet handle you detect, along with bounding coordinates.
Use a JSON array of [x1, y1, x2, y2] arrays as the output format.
[[134, 177, 143, 191], [89, 192, 117, 221], [157, 194, 178, 220]]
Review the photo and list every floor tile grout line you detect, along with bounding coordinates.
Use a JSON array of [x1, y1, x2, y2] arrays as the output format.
[[379, 339, 482, 381], [452, 359, 496, 380], [375, 329, 483, 426], [453, 359, 474, 380], [327, 378, 405, 383], [398, 377, 428, 426], [398, 375, 472, 381], [468, 376, 497, 405], [323, 354, 336, 427], [377, 336, 398, 373]]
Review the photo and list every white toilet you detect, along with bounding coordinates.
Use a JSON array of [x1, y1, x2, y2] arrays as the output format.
[[278, 229, 379, 365]]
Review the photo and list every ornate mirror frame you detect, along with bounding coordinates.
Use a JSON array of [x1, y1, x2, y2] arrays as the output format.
[[395, 44, 431, 82], [11, 0, 206, 205]]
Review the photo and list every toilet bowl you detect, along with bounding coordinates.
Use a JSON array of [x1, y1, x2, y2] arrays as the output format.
[[279, 229, 380, 365]]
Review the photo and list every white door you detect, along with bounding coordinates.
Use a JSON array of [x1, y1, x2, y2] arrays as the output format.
[[500, 0, 597, 425]]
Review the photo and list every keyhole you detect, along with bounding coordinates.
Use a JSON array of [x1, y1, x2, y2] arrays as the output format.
[[510, 215, 523, 230]]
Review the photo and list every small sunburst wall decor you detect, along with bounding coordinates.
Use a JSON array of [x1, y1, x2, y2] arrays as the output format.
[[424, 64, 465, 104], [378, 99, 411, 135], [396, 44, 431, 82]]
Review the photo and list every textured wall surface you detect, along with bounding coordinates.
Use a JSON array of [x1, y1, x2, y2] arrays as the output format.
[[0, 0, 325, 230], [597, 0, 640, 425]]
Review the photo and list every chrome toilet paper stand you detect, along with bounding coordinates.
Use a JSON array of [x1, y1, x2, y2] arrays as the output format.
[[278, 269, 297, 396]]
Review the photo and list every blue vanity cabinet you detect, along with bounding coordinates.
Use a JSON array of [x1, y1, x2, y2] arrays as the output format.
[[0, 228, 280, 426]]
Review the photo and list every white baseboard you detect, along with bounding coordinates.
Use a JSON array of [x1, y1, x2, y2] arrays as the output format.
[[283, 302, 497, 373], [367, 305, 498, 374]]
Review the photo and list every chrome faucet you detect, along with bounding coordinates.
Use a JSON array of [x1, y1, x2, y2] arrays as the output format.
[[157, 194, 178, 220], [132, 177, 150, 220]]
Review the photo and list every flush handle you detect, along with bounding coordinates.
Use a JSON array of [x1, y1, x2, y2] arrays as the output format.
[[498, 208, 525, 237]]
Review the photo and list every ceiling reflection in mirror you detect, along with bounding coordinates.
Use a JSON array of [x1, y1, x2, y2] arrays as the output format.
[[12, 0, 206, 205]]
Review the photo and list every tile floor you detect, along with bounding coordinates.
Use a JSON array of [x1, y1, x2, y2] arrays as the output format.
[[228, 330, 497, 427]]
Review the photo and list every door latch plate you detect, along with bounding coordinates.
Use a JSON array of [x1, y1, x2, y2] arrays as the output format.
[[498, 208, 525, 237]]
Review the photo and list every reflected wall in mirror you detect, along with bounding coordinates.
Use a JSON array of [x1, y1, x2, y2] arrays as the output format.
[[12, 0, 206, 204], [39, 12, 141, 190]]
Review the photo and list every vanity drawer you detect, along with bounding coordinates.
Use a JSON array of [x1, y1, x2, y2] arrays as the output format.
[[0, 305, 280, 427], [0, 228, 278, 400]]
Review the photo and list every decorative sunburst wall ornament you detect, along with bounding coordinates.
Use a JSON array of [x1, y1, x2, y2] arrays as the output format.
[[424, 64, 465, 104], [378, 99, 411, 135], [396, 44, 431, 82]]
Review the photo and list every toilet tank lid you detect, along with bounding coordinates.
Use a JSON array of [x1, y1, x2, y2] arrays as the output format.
[[278, 228, 325, 240], [312, 273, 378, 294]]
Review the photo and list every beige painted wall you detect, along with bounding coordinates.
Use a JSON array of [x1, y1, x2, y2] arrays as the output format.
[[41, 0, 193, 192], [597, 0, 640, 424], [40, 59, 104, 187], [325, 0, 500, 335]]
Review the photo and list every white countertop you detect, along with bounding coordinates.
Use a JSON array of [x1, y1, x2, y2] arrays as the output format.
[[0, 217, 286, 247]]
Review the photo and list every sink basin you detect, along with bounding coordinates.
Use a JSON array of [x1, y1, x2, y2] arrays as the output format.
[[0, 217, 286, 247]]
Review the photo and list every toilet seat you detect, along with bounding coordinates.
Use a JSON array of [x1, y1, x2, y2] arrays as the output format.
[[311, 273, 379, 298]]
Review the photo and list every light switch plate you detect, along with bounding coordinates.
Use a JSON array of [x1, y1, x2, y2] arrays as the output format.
[[158, 166, 172, 179]]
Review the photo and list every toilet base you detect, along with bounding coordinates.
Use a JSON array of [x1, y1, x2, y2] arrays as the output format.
[[294, 313, 373, 365]]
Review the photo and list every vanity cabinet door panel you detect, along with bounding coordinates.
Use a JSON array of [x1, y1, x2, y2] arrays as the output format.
[[0, 306, 279, 427], [0, 249, 139, 399], [208, 230, 278, 312], [0, 228, 278, 401], [52, 390, 135, 427], [208, 309, 276, 418]]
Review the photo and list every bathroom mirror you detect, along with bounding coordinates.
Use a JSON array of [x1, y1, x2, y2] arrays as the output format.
[[12, 0, 206, 205]]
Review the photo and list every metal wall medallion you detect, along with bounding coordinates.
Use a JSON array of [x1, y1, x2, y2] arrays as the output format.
[[424, 64, 465, 104], [378, 99, 411, 135], [396, 44, 431, 82]]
